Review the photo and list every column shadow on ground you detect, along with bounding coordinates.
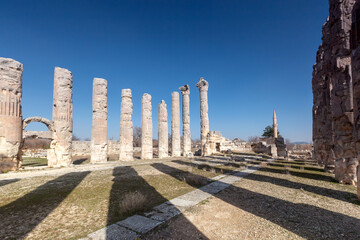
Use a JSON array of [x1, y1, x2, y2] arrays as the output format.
[[106, 166, 209, 240], [151, 162, 360, 239], [0, 178, 19, 187], [175, 160, 358, 204], [0, 171, 90, 239]]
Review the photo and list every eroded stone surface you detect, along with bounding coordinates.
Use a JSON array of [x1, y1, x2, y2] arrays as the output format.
[[120, 89, 134, 161], [179, 84, 191, 157], [91, 78, 108, 163], [158, 100, 168, 158], [171, 92, 181, 157], [48, 67, 73, 168], [87, 224, 138, 240], [196, 78, 209, 156], [141, 93, 153, 160], [0, 57, 23, 171]]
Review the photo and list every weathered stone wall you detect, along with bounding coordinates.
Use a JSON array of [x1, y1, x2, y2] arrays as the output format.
[[91, 78, 108, 163], [350, 1, 360, 199], [312, 20, 335, 172], [72, 140, 120, 156], [0, 57, 23, 171], [158, 100, 168, 158], [329, 0, 357, 185], [141, 93, 153, 159], [48, 67, 73, 167]]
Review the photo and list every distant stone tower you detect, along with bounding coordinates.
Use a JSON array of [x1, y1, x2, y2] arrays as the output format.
[[273, 109, 278, 138]]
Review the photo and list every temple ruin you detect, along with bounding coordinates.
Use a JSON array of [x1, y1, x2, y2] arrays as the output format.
[[312, 0, 360, 198], [141, 93, 153, 160]]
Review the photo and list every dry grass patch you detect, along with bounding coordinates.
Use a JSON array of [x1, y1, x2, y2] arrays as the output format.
[[119, 191, 147, 215]]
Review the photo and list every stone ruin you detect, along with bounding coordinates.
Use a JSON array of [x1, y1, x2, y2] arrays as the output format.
[[312, 0, 360, 198], [0, 57, 218, 170]]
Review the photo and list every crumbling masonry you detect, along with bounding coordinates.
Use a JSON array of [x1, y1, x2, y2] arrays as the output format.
[[313, 0, 360, 198]]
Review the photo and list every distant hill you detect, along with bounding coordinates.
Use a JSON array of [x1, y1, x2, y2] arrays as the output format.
[[292, 141, 310, 145]]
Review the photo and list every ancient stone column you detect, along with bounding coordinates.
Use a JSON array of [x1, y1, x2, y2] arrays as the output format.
[[158, 100, 168, 158], [196, 78, 209, 156], [48, 67, 73, 167], [141, 93, 153, 159], [179, 84, 191, 157], [273, 109, 278, 138], [119, 89, 134, 161], [91, 78, 108, 163], [171, 92, 181, 157], [0, 57, 23, 171]]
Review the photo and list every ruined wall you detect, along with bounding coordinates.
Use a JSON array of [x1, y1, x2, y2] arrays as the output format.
[[313, 0, 359, 185], [0, 57, 23, 171], [48, 67, 73, 167], [72, 140, 119, 156], [350, 1, 360, 199]]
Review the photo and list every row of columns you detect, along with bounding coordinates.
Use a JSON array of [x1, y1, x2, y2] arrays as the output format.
[[0, 56, 210, 169]]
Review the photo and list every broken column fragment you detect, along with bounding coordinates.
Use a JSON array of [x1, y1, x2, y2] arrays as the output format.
[[48, 67, 73, 167], [119, 89, 134, 161], [179, 84, 192, 157], [0, 57, 23, 171], [196, 78, 209, 156], [158, 100, 168, 158], [91, 78, 108, 163], [141, 93, 153, 160], [171, 92, 181, 157]]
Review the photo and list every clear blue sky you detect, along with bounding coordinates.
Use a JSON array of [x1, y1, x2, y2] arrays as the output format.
[[0, 0, 328, 143]]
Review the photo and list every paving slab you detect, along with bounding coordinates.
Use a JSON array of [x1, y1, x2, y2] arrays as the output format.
[[87, 224, 138, 240], [116, 215, 161, 234]]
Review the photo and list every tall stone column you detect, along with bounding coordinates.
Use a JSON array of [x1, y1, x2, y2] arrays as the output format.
[[141, 93, 153, 159], [48, 67, 73, 167], [171, 92, 181, 157], [179, 84, 191, 156], [158, 100, 168, 158], [119, 89, 134, 161], [273, 109, 278, 138], [91, 78, 108, 163], [0, 57, 23, 171], [196, 78, 209, 156]]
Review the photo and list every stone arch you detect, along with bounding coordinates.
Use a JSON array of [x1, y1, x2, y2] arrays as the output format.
[[23, 116, 54, 132]]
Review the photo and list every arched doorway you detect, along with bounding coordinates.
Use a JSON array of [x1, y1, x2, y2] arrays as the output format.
[[22, 117, 54, 166]]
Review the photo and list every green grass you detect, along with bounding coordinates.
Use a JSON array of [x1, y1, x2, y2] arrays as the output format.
[[22, 157, 48, 167]]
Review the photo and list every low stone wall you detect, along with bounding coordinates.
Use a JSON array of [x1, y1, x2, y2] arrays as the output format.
[[72, 140, 120, 156]]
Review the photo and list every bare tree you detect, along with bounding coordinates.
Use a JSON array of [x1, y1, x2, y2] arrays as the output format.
[[248, 136, 259, 143], [72, 135, 80, 141], [134, 126, 142, 147]]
